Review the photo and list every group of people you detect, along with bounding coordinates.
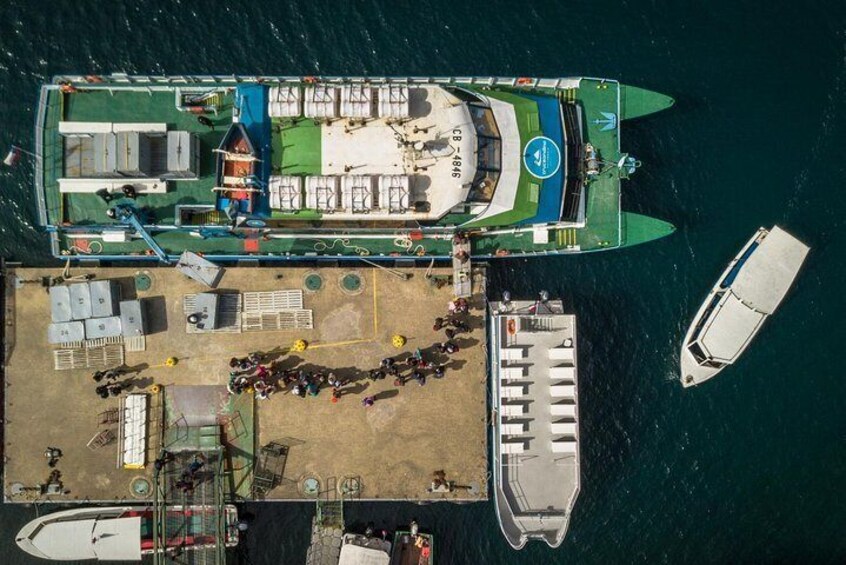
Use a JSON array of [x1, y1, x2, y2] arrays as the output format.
[[228, 354, 277, 400], [225, 297, 474, 409], [92, 367, 129, 399]]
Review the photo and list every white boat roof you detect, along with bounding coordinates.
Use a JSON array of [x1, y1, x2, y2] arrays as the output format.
[[29, 516, 141, 561], [337, 543, 390, 565], [470, 96, 520, 223], [700, 293, 766, 362], [732, 225, 810, 314]]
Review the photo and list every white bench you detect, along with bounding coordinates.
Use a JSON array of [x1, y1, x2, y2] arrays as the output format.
[[500, 347, 526, 360], [500, 404, 525, 417], [551, 441, 577, 454], [501, 423, 526, 435], [500, 385, 525, 399], [551, 404, 577, 418], [501, 442, 525, 455], [501, 366, 526, 380], [550, 385, 576, 399], [551, 422, 578, 435], [549, 347, 574, 361], [550, 366, 576, 379]]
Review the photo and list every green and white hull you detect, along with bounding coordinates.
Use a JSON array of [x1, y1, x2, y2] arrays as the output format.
[[33, 74, 674, 262]]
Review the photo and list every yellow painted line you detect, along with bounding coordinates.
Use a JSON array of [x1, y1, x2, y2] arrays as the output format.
[[372, 270, 379, 336], [309, 338, 373, 350]]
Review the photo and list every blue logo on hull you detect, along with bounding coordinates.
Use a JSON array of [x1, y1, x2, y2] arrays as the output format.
[[523, 136, 561, 180]]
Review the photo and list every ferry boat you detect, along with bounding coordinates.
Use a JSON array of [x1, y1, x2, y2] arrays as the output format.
[[489, 295, 580, 549], [15, 505, 240, 561], [33, 74, 674, 263], [680, 226, 810, 387]]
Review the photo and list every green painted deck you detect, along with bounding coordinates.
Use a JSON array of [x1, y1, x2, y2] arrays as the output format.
[[273, 117, 322, 175], [48, 88, 233, 225]]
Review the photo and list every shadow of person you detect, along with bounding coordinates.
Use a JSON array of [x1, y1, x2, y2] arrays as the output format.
[[372, 389, 399, 401]]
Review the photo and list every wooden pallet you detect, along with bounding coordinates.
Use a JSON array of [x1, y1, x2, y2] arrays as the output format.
[[242, 290, 303, 314], [242, 310, 314, 332], [53, 343, 125, 370]]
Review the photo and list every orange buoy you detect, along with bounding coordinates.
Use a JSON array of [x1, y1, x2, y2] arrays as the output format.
[[60, 84, 78, 94], [303, 76, 318, 84], [409, 231, 424, 241]]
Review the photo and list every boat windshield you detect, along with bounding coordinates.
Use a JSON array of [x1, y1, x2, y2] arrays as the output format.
[[468, 103, 501, 202]]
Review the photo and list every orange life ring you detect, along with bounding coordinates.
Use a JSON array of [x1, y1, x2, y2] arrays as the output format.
[[60, 84, 78, 94], [85, 75, 103, 83], [409, 230, 424, 241], [516, 77, 533, 85], [507, 319, 517, 335], [303, 76, 318, 84]]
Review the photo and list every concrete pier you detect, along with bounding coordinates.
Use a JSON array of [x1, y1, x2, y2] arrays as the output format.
[[2, 264, 488, 503]]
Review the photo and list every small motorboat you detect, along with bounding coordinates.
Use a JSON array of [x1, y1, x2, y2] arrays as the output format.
[[16, 505, 240, 561], [214, 122, 261, 216], [680, 225, 810, 387], [390, 521, 433, 565]]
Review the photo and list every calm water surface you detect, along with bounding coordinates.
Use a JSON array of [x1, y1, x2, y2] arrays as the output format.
[[0, 1, 844, 563]]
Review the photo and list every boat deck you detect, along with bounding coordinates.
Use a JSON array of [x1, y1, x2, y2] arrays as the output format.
[[2, 265, 488, 502], [35, 77, 676, 260]]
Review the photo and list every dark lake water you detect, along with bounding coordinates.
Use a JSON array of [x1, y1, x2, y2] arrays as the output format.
[[1, 1, 845, 563]]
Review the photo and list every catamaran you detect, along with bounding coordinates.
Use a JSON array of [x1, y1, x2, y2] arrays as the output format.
[[680, 226, 810, 387], [489, 295, 580, 549], [33, 74, 674, 262]]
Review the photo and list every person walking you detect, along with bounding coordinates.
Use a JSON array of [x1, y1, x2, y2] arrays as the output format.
[[362, 396, 375, 408]]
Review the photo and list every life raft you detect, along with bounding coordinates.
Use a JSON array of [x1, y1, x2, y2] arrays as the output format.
[[516, 77, 533, 85]]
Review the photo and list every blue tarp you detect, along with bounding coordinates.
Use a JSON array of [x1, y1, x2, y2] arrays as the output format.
[[519, 94, 565, 225], [235, 84, 272, 217]]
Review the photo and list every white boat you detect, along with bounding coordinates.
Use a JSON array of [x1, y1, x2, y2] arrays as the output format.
[[337, 532, 392, 565], [489, 296, 580, 549], [15, 505, 240, 561], [680, 226, 810, 387]]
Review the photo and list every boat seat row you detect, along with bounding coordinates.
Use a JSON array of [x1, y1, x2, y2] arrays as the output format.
[[549, 346, 574, 361], [500, 347, 526, 360], [501, 442, 525, 455], [549, 366, 575, 380], [268, 174, 411, 213], [551, 404, 576, 418], [501, 422, 526, 435], [500, 366, 526, 380], [268, 84, 410, 120], [551, 385, 576, 399], [500, 404, 525, 416], [500, 384, 525, 399], [551, 441, 577, 454], [551, 422, 577, 435]]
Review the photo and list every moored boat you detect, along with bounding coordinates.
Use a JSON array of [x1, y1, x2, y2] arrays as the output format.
[[680, 226, 810, 387], [15, 505, 239, 561], [489, 295, 580, 549], [34, 74, 674, 262], [390, 521, 433, 565]]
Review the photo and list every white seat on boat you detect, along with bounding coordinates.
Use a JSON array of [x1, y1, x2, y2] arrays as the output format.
[[341, 175, 374, 213], [500, 347, 526, 360], [550, 385, 576, 399], [268, 85, 302, 118], [551, 422, 578, 435], [340, 84, 374, 119], [549, 366, 575, 379], [377, 175, 410, 213], [501, 442, 525, 455], [551, 441, 577, 454], [501, 422, 526, 435], [549, 347, 575, 361], [551, 404, 577, 418], [268, 175, 303, 211], [305, 176, 339, 212], [500, 404, 525, 416], [500, 366, 525, 380], [304, 85, 338, 119], [500, 385, 524, 399], [378, 84, 410, 119]]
